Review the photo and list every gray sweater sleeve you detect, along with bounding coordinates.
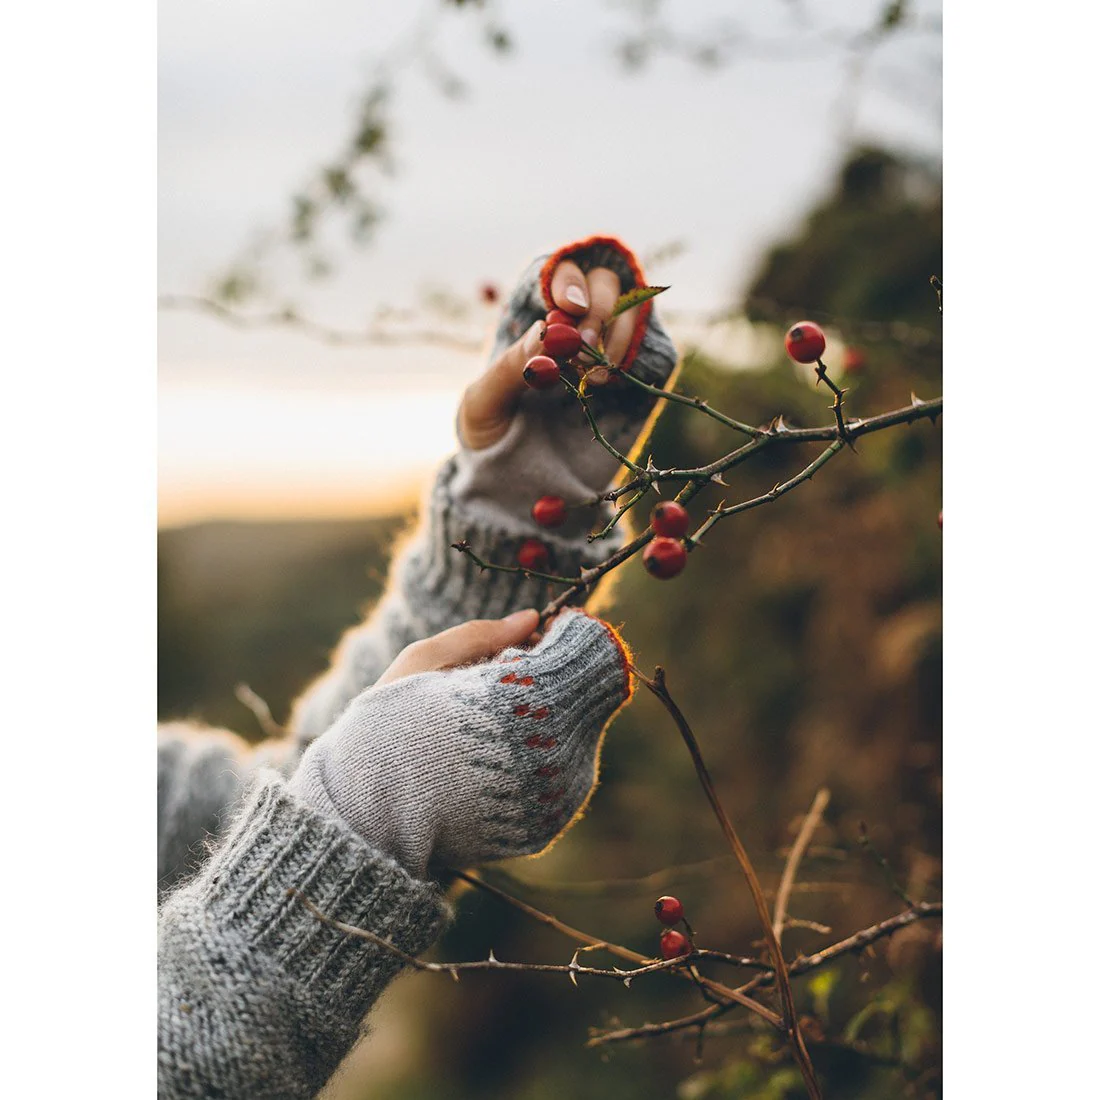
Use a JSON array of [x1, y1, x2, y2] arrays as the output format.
[[158, 723, 300, 898], [158, 774, 449, 1100]]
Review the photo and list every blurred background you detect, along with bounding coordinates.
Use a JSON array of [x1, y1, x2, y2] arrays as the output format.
[[159, 1, 942, 1097]]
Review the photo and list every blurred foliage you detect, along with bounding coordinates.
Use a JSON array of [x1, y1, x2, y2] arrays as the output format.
[[208, 0, 940, 305], [159, 146, 941, 1098]]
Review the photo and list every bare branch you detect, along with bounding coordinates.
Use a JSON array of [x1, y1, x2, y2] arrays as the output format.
[[449, 869, 782, 1028], [449, 540, 581, 587], [158, 294, 482, 351], [234, 683, 286, 739], [773, 788, 831, 944]]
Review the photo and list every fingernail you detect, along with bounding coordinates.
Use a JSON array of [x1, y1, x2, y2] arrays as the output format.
[[580, 327, 599, 349], [504, 609, 538, 625], [564, 284, 589, 309]]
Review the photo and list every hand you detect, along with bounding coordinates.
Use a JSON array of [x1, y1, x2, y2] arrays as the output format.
[[288, 610, 633, 877], [374, 609, 540, 686], [460, 260, 641, 451], [450, 237, 679, 544]]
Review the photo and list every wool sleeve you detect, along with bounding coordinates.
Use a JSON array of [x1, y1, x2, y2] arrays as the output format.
[[157, 723, 299, 899], [158, 774, 449, 1100]]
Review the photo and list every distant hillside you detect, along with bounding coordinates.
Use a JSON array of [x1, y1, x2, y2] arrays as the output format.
[[158, 512, 412, 736]]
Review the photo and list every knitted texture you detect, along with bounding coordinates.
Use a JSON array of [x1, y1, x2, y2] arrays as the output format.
[[288, 610, 633, 878], [158, 776, 449, 1100], [158, 723, 296, 898]]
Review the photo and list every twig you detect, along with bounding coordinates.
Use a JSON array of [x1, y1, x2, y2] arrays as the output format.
[[559, 376, 646, 475], [587, 487, 649, 542], [787, 903, 941, 978], [611, 367, 763, 439], [858, 821, 916, 908], [773, 788, 831, 945], [814, 360, 854, 447], [234, 683, 286, 738], [631, 665, 823, 1099], [688, 441, 845, 547], [157, 294, 482, 351], [450, 540, 581, 587]]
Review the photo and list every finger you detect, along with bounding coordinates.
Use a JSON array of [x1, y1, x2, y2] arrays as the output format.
[[604, 306, 639, 370], [458, 320, 546, 450], [549, 260, 589, 316], [376, 610, 540, 685], [576, 266, 621, 382]]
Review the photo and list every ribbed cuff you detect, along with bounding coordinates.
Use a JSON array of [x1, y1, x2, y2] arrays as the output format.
[[509, 608, 635, 709], [198, 775, 449, 1011]]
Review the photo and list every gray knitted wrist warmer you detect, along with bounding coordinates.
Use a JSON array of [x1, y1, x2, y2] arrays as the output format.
[[288, 609, 633, 878], [158, 775, 448, 1099], [458, 251, 679, 541]]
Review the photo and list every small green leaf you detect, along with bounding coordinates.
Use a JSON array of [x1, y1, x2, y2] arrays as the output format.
[[609, 285, 669, 319]]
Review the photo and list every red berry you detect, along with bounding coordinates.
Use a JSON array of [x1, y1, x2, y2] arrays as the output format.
[[643, 537, 687, 580], [654, 896, 684, 926], [532, 495, 567, 528], [479, 283, 499, 304], [784, 321, 827, 364], [543, 323, 583, 359], [523, 355, 560, 390], [842, 345, 866, 374], [651, 501, 691, 539], [545, 309, 577, 328], [659, 929, 691, 960], [517, 538, 550, 572]]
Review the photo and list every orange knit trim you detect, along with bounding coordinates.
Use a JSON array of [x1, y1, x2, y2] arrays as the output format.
[[577, 610, 636, 704], [538, 236, 653, 372]]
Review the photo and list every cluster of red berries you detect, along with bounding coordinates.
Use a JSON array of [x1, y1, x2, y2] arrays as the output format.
[[523, 308, 585, 391], [516, 495, 568, 571], [654, 895, 693, 960], [643, 501, 691, 580]]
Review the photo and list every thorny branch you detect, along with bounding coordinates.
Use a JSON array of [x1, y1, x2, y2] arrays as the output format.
[[288, 884, 941, 1061], [447, 368, 941, 623]]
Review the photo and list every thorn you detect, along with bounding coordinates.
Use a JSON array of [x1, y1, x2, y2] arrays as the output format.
[[710, 473, 728, 486], [623, 977, 633, 990], [568, 969, 578, 987], [910, 391, 924, 406], [449, 968, 460, 982], [488, 949, 498, 964]]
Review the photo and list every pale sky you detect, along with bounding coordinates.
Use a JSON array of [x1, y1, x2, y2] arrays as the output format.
[[158, 0, 941, 526]]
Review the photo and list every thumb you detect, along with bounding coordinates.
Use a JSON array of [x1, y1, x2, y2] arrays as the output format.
[[458, 320, 546, 450]]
